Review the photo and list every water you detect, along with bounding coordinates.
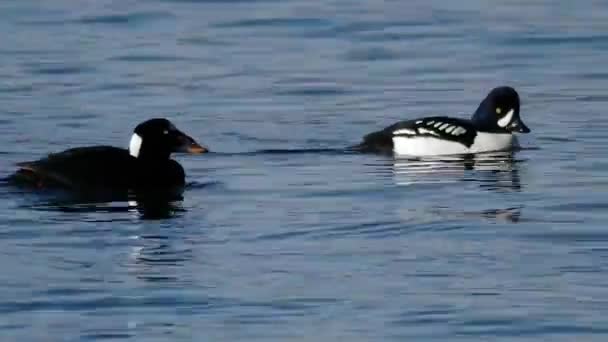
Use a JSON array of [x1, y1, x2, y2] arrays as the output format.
[[1, 0, 608, 340]]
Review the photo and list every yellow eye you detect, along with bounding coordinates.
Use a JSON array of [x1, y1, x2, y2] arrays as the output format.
[[496, 107, 502, 115]]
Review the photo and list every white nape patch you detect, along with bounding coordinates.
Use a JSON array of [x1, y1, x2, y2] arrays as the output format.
[[452, 127, 467, 136], [418, 127, 439, 136], [129, 133, 143, 158], [445, 126, 455, 133], [498, 109, 514, 127], [394, 128, 416, 135], [393, 132, 513, 156]]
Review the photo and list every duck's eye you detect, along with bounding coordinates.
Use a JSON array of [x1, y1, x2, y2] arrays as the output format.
[[496, 107, 502, 115]]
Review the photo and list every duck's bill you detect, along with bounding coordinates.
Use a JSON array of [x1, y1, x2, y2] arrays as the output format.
[[184, 143, 208, 153], [509, 119, 531, 133], [176, 134, 209, 154]]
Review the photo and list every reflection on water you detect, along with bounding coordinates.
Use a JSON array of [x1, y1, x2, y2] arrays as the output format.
[[2, 178, 207, 220], [392, 152, 524, 226], [396, 204, 523, 226], [24, 194, 185, 220], [402, 205, 522, 224], [392, 151, 523, 192], [127, 233, 193, 283]]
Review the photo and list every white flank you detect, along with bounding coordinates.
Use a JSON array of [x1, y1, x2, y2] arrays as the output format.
[[394, 128, 416, 135], [393, 132, 514, 156], [497, 109, 514, 127], [472, 132, 514, 153], [129, 133, 143, 158]]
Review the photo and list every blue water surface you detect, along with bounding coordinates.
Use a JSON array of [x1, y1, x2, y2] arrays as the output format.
[[2, 0, 608, 340]]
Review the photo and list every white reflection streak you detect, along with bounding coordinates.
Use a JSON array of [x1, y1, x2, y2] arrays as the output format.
[[392, 152, 516, 186], [392, 157, 465, 186]]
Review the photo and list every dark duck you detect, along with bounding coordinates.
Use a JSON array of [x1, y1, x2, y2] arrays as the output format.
[[10, 118, 208, 196]]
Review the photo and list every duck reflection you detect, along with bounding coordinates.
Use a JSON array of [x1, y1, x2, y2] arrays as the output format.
[[392, 151, 523, 192], [24, 191, 185, 220], [127, 232, 193, 283], [389, 151, 525, 224]]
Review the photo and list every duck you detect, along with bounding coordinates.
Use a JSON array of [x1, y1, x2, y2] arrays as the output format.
[[352, 86, 531, 156], [9, 118, 208, 195]]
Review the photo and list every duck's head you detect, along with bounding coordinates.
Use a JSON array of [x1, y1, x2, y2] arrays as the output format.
[[471, 86, 530, 134], [129, 118, 208, 160]]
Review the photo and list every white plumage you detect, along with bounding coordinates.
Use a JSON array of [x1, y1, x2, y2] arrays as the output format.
[[393, 132, 515, 156], [129, 133, 143, 158]]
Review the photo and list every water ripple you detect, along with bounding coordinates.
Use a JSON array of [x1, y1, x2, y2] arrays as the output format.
[[75, 12, 175, 25], [1, 0, 608, 340]]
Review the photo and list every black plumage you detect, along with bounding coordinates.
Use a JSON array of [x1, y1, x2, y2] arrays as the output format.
[[9, 118, 207, 195]]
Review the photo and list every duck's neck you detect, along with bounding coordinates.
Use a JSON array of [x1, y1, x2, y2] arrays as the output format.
[[129, 134, 171, 162], [470, 98, 491, 128], [135, 149, 171, 163]]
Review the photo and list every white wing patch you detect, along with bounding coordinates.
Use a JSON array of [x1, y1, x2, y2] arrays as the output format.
[[393, 120, 469, 138], [497, 109, 514, 128], [394, 128, 416, 135], [423, 120, 467, 136], [418, 127, 439, 136], [421, 121, 458, 133], [129, 133, 143, 158], [452, 127, 467, 136]]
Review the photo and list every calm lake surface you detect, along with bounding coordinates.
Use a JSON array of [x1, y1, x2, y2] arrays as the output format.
[[2, 0, 608, 340]]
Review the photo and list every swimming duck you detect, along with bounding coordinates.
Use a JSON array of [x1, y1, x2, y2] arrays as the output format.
[[10, 118, 207, 194], [352, 86, 530, 156]]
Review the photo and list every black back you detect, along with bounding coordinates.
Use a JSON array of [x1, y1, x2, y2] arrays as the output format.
[[352, 117, 477, 153], [12, 146, 185, 193]]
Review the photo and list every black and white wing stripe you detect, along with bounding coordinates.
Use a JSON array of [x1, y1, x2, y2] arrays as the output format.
[[390, 117, 478, 147]]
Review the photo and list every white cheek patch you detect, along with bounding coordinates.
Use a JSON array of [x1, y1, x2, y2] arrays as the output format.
[[129, 133, 143, 158], [498, 109, 514, 128]]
